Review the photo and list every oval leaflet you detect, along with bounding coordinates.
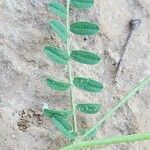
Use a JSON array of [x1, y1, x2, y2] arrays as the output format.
[[46, 78, 71, 91], [44, 46, 70, 64], [77, 103, 101, 114], [48, 2, 67, 19], [52, 115, 77, 140], [73, 77, 103, 92], [49, 20, 68, 42], [70, 21, 99, 35], [70, 50, 101, 65]]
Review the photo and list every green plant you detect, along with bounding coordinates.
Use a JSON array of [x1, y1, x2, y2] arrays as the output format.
[[42, 0, 150, 149], [44, 0, 102, 138]]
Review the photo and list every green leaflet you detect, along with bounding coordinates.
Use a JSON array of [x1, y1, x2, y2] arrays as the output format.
[[49, 20, 68, 43], [52, 115, 77, 140], [70, 0, 94, 9], [48, 2, 67, 19], [70, 50, 101, 65], [52, 115, 72, 131], [77, 103, 101, 114], [46, 78, 71, 91], [73, 77, 103, 93], [43, 109, 73, 119], [44, 46, 70, 64], [70, 22, 99, 35]]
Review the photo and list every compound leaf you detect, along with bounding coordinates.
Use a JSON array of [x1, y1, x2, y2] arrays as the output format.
[[49, 20, 68, 42], [70, 22, 99, 35], [43, 108, 73, 119], [52, 115, 77, 140], [77, 103, 101, 114], [73, 77, 103, 92], [70, 0, 94, 9], [70, 50, 101, 65], [48, 2, 67, 19], [46, 78, 71, 91], [44, 45, 70, 64]]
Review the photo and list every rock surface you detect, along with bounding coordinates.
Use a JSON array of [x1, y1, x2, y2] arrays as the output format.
[[0, 0, 150, 149]]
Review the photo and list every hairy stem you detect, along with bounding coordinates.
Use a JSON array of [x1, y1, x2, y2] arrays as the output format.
[[81, 75, 150, 139], [66, 0, 77, 132], [60, 133, 150, 150]]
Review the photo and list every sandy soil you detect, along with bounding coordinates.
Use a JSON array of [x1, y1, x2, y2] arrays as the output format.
[[0, 0, 150, 149]]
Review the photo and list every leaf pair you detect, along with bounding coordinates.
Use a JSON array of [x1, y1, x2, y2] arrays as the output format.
[[44, 46, 101, 65], [44, 104, 101, 116], [49, 20, 99, 39], [48, 0, 94, 19], [43, 104, 101, 140], [48, 0, 94, 20], [43, 105, 101, 140], [46, 77, 103, 93]]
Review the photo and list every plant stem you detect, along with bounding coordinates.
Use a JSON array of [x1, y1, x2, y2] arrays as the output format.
[[60, 133, 150, 150], [82, 75, 150, 139], [66, 0, 77, 132]]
